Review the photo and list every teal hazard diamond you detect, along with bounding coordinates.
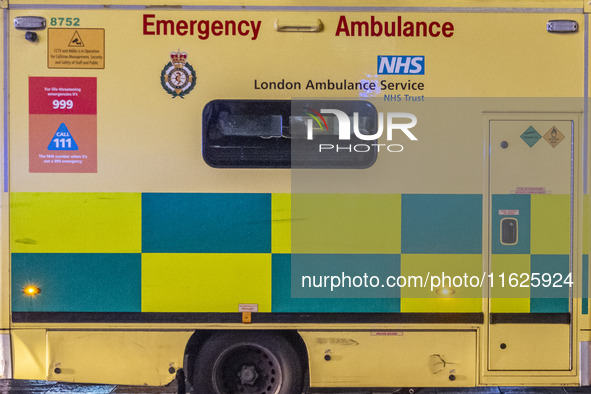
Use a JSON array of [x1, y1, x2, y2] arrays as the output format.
[[520, 126, 541, 147]]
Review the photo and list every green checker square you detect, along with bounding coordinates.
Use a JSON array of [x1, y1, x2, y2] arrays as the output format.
[[401, 194, 482, 254], [530, 254, 570, 313]]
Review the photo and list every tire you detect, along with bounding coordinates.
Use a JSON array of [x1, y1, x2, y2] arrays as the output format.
[[192, 331, 304, 394]]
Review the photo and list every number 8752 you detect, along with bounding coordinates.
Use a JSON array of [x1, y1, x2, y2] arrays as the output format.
[[50, 17, 80, 26]]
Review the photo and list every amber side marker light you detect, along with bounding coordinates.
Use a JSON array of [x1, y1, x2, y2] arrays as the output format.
[[435, 287, 455, 296], [23, 285, 41, 296]]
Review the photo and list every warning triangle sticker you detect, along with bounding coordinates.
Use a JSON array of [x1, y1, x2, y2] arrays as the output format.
[[47, 123, 79, 151], [68, 31, 84, 47]]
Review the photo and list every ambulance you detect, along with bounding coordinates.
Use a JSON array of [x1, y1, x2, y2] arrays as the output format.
[[1, 1, 590, 393]]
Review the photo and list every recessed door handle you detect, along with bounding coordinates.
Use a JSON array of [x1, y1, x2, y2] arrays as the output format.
[[500, 218, 518, 245], [274, 19, 323, 32]]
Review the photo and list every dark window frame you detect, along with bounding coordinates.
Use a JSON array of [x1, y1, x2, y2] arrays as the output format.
[[202, 99, 378, 169]]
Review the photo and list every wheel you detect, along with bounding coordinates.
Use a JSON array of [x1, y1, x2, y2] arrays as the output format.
[[193, 331, 304, 394]]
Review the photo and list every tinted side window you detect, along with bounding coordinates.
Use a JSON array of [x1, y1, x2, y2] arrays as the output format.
[[202, 100, 378, 169]]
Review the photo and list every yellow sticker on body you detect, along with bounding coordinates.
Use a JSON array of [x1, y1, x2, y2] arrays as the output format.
[[48, 28, 105, 69]]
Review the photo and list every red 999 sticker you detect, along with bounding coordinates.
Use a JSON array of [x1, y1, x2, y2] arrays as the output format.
[[29, 77, 97, 173]]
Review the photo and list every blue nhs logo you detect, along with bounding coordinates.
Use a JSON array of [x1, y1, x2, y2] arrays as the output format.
[[378, 56, 425, 75]]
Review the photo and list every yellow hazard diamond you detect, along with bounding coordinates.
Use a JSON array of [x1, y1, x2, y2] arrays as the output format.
[[543, 126, 565, 148]]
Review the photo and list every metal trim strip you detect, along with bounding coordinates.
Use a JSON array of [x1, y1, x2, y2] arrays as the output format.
[[3, 9, 8, 193], [490, 312, 571, 324], [12, 312, 485, 324], [585, 14, 589, 194], [8, 5, 584, 13]]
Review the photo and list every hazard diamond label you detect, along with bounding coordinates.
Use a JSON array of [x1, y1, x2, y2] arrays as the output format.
[[543, 126, 565, 148], [520, 126, 541, 148]]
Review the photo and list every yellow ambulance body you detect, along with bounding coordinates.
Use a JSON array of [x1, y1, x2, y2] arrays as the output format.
[[1, 0, 590, 392]]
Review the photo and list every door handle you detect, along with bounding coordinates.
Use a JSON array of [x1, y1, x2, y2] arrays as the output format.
[[274, 19, 323, 32], [500, 218, 518, 245]]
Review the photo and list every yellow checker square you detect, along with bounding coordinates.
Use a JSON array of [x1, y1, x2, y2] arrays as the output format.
[[142, 253, 272, 313], [272, 193, 291, 254], [291, 193, 401, 254], [490, 254, 530, 313], [10, 192, 141, 253], [530, 194, 570, 255], [401, 297, 482, 313], [400, 254, 483, 313]]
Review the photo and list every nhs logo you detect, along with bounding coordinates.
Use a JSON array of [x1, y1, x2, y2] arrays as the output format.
[[378, 56, 425, 75]]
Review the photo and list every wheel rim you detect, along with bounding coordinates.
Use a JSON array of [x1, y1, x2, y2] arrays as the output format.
[[212, 343, 283, 394]]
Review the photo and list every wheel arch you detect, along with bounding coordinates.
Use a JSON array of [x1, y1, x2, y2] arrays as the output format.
[[182, 329, 310, 392]]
